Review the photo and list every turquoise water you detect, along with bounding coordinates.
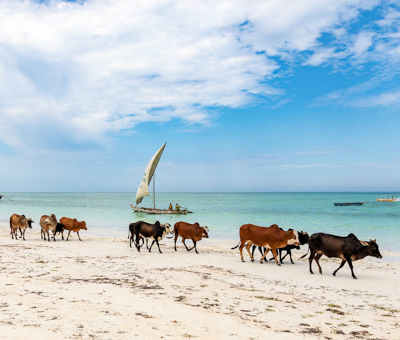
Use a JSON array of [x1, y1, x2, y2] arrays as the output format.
[[1, 192, 399, 250]]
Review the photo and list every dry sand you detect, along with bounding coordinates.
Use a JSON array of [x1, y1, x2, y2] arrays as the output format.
[[0, 226, 399, 340]]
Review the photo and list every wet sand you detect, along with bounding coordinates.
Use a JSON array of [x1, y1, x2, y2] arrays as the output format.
[[0, 227, 399, 339]]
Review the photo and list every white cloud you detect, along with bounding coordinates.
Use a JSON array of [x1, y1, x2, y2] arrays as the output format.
[[0, 0, 393, 151], [352, 89, 400, 107]]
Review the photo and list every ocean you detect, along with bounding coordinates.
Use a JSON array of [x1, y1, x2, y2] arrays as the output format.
[[1, 192, 399, 251]]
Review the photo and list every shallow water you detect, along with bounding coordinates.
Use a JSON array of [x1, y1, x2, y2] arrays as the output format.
[[1, 192, 399, 250]]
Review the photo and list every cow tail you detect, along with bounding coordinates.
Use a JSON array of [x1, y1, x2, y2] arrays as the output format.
[[299, 247, 310, 259], [9, 216, 12, 234], [231, 241, 240, 250]]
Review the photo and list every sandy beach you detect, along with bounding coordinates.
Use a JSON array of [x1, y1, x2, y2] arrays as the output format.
[[0, 226, 399, 340]]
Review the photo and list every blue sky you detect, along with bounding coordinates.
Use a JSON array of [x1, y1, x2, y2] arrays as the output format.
[[0, 0, 399, 192]]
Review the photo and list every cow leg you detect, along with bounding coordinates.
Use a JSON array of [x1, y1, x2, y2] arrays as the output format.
[[251, 245, 261, 259], [155, 239, 162, 254], [182, 239, 191, 251], [239, 241, 246, 262], [174, 233, 178, 251], [314, 253, 323, 274], [279, 249, 284, 264], [193, 240, 198, 254], [47, 229, 50, 242], [61, 230, 64, 241], [288, 249, 294, 264], [146, 239, 149, 250], [257, 247, 266, 260], [260, 248, 271, 263], [333, 260, 346, 276], [309, 250, 316, 274], [148, 240, 155, 252], [11, 228, 14, 239], [280, 250, 288, 263], [345, 256, 357, 279], [135, 233, 141, 252], [66, 230, 71, 241], [19, 228, 23, 238], [188, 239, 197, 252], [246, 243, 254, 262], [251, 245, 256, 258], [129, 234, 133, 248], [77, 231, 82, 241], [271, 248, 281, 266]]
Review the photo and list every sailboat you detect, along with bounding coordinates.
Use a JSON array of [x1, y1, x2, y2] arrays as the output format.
[[130, 142, 192, 215]]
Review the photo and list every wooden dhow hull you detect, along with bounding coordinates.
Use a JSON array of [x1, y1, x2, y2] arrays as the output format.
[[334, 202, 365, 206], [130, 204, 192, 215]]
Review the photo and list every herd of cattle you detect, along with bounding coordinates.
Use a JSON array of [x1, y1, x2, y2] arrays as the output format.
[[9, 213, 87, 242], [7, 213, 382, 279]]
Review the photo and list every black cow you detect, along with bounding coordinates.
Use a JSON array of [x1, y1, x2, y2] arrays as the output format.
[[55, 223, 65, 240], [252, 230, 309, 264], [128, 221, 173, 253], [304, 232, 382, 279]]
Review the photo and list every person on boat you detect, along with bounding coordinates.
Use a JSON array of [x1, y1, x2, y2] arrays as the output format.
[[168, 203, 173, 210], [175, 203, 180, 212]]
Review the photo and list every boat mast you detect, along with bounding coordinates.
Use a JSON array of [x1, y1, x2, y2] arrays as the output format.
[[153, 175, 156, 209]]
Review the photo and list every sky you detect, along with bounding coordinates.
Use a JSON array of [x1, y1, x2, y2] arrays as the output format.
[[0, 0, 400, 192]]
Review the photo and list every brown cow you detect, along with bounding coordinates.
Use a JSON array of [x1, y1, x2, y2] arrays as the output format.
[[232, 224, 299, 265], [174, 222, 209, 254], [40, 214, 58, 242], [59, 217, 87, 241], [10, 214, 33, 240]]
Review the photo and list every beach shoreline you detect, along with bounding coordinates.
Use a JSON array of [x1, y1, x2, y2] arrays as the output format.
[[0, 227, 399, 339]]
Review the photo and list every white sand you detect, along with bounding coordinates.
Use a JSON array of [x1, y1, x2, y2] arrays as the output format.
[[0, 226, 399, 339]]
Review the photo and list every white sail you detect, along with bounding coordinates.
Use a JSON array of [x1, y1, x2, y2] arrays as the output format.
[[135, 142, 166, 205]]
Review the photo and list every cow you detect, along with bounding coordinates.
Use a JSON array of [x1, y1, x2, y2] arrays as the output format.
[[173, 222, 209, 254], [232, 224, 299, 265], [128, 221, 173, 253], [252, 230, 309, 264], [19, 218, 34, 238], [40, 214, 58, 242], [304, 232, 382, 279], [9, 214, 33, 240], [59, 217, 87, 241]]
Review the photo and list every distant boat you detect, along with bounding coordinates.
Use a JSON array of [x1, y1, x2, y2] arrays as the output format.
[[334, 202, 365, 206], [130, 142, 192, 215], [376, 193, 400, 202]]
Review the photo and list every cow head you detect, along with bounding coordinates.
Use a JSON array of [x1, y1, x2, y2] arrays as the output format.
[[161, 223, 173, 234], [202, 226, 209, 238], [27, 218, 34, 228], [79, 221, 87, 230], [298, 231, 309, 245], [367, 239, 382, 259], [286, 230, 300, 246], [48, 214, 57, 225], [19, 215, 29, 228]]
